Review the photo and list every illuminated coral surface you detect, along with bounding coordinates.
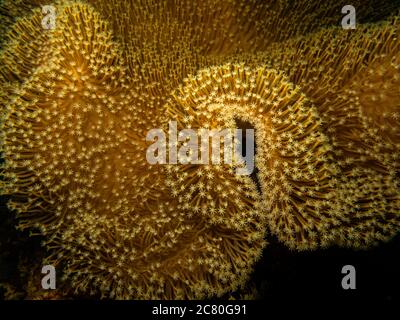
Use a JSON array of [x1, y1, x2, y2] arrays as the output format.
[[0, 0, 399, 299]]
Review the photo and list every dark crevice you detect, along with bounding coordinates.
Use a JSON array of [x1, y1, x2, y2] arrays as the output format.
[[235, 118, 261, 193]]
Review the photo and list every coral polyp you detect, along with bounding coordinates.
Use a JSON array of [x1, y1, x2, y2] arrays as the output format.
[[0, 0, 399, 299], [0, 1, 267, 299], [166, 64, 341, 250]]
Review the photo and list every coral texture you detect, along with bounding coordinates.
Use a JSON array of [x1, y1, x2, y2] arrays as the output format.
[[0, 0, 400, 299]]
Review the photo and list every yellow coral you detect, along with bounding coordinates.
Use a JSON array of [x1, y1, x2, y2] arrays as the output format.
[[0, 1, 267, 299], [0, 0, 400, 300], [232, 19, 400, 246], [166, 63, 341, 250]]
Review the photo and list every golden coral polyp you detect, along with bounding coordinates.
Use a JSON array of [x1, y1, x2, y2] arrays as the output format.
[[0, 1, 267, 299], [0, 0, 400, 300], [166, 64, 342, 250]]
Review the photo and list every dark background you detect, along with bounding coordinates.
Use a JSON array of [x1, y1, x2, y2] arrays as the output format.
[[253, 234, 400, 303]]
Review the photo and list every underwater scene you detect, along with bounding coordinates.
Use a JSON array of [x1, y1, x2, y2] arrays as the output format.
[[0, 0, 399, 309]]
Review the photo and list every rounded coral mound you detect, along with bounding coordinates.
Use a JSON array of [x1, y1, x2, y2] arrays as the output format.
[[1, 0, 400, 299], [165, 64, 341, 250], [0, 1, 267, 299]]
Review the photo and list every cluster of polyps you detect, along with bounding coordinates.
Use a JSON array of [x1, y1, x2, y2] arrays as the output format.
[[0, 0, 399, 300]]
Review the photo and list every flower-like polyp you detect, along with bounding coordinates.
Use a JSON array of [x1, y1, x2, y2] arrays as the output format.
[[1, 0, 400, 300], [166, 64, 345, 250], [218, 16, 400, 248], [0, 2, 267, 299]]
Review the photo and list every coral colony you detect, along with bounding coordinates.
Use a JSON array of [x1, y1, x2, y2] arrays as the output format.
[[0, 0, 399, 299]]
